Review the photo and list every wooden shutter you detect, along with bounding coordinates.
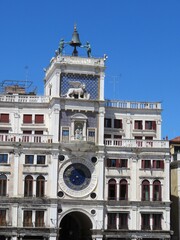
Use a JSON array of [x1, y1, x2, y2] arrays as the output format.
[[0, 114, 9, 123], [23, 115, 32, 123], [35, 115, 44, 123]]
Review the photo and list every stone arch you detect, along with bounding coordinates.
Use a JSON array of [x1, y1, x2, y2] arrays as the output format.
[[59, 210, 93, 240]]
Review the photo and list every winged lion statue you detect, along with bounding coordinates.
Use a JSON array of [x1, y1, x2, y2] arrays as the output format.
[[63, 81, 90, 99]]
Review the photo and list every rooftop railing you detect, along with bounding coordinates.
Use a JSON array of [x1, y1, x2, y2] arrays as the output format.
[[104, 138, 169, 148], [0, 95, 50, 103], [105, 100, 161, 110]]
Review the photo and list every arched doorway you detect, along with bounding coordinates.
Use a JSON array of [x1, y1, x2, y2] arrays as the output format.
[[59, 211, 92, 240]]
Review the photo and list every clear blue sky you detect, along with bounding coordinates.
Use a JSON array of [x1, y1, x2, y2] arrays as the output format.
[[0, 0, 180, 140]]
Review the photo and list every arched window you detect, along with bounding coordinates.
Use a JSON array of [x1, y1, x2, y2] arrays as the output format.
[[36, 176, 45, 197], [0, 174, 7, 196], [24, 175, 33, 197], [108, 179, 116, 200], [153, 180, 161, 201], [119, 179, 128, 200], [142, 180, 150, 201]]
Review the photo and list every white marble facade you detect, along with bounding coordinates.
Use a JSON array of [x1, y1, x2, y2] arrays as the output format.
[[0, 42, 171, 240]]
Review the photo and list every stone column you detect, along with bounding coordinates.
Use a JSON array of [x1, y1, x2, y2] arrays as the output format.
[[13, 152, 21, 196], [131, 157, 137, 201], [98, 107, 105, 146]]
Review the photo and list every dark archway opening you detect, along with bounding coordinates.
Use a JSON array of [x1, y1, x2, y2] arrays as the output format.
[[59, 211, 92, 240]]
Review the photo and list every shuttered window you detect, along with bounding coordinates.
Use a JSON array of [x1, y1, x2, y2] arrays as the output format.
[[0, 114, 9, 123], [23, 115, 32, 123], [35, 115, 44, 123]]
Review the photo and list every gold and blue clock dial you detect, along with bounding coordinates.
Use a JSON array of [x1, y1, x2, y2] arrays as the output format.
[[63, 163, 91, 190]]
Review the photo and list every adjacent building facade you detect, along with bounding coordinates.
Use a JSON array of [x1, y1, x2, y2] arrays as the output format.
[[0, 28, 172, 240], [170, 137, 180, 240]]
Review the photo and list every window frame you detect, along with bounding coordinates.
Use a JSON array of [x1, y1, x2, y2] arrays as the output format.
[[134, 120, 143, 130], [25, 155, 34, 164], [0, 209, 6, 226], [142, 180, 150, 201], [24, 175, 33, 197], [119, 179, 128, 200], [141, 213, 150, 230], [23, 210, 33, 227], [0, 154, 8, 164], [104, 118, 112, 128], [108, 179, 117, 200], [36, 175, 45, 197], [35, 210, 45, 227], [107, 213, 117, 229], [0, 174, 7, 196], [114, 119, 122, 129], [0, 114, 9, 123], [35, 114, 44, 124], [23, 114, 32, 124], [37, 155, 46, 165], [119, 213, 128, 229], [153, 180, 161, 201]]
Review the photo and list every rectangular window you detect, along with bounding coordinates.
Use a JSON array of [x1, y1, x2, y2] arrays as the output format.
[[145, 121, 156, 130], [37, 155, 45, 164], [107, 213, 116, 229], [62, 129, 69, 136], [62, 128, 70, 142], [107, 159, 117, 167], [0, 154, 8, 164], [87, 129, 96, 143], [141, 214, 150, 230], [35, 115, 44, 124], [114, 119, 122, 129], [153, 214, 162, 230], [23, 114, 32, 124], [0, 210, 6, 226], [104, 134, 111, 139], [153, 160, 164, 169], [25, 155, 34, 164], [134, 120, 143, 130], [0, 114, 9, 123], [23, 210, 32, 227], [35, 211, 44, 227], [120, 159, 128, 168], [104, 118, 112, 128], [119, 213, 128, 229], [141, 160, 151, 169]]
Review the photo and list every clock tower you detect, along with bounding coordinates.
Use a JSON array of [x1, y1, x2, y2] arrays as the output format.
[[44, 26, 107, 240]]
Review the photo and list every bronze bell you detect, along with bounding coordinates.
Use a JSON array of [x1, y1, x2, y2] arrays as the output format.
[[70, 25, 81, 56]]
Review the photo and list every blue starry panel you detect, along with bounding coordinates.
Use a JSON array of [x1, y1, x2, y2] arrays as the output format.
[[60, 73, 99, 100]]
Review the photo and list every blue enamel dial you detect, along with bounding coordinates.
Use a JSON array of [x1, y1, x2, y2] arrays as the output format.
[[63, 163, 91, 190]]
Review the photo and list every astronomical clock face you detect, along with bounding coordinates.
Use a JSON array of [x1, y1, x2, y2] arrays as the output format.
[[59, 159, 97, 198], [63, 163, 91, 191]]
